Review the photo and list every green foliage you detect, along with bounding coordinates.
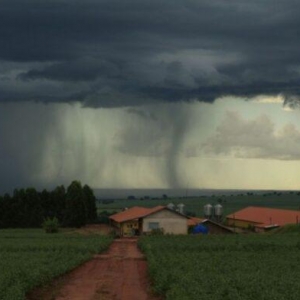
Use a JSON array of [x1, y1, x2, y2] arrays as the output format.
[[0, 188, 43, 228], [273, 223, 300, 234], [97, 210, 118, 224], [42, 217, 60, 233], [0, 229, 113, 300], [150, 228, 164, 235], [64, 181, 87, 228], [82, 184, 98, 223], [47, 185, 66, 223], [139, 234, 300, 300], [0, 181, 93, 229]]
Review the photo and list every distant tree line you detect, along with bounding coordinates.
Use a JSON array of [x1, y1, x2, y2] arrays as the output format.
[[0, 180, 97, 228]]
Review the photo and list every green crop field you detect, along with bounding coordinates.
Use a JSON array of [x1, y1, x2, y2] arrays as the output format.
[[98, 192, 300, 217], [0, 229, 112, 300], [139, 233, 300, 300]]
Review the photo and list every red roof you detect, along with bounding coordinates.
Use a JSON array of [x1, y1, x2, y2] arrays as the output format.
[[227, 206, 300, 227], [109, 206, 165, 223], [187, 217, 205, 226]]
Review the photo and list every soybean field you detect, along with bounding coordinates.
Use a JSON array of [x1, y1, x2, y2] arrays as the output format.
[[139, 233, 300, 300], [0, 229, 112, 300]]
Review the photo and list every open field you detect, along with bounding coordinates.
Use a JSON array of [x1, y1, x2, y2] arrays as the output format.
[[29, 239, 161, 300], [138, 233, 300, 300], [98, 192, 300, 217], [0, 229, 112, 300], [2, 226, 300, 300]]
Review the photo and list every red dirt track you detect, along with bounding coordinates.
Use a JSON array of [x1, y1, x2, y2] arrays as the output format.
[[28, 239, 161, 300]]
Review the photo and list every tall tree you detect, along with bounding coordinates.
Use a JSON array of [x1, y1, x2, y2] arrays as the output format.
[[2, 193, 14, 227], [82, 184, 97, 223], [0, 195, 4, 228], [50, 185, 66, 223], [13, 188, 27, 227], [40, 189, 51, 217], [64, 181, 86, 227], [24, 187, 43, 227]]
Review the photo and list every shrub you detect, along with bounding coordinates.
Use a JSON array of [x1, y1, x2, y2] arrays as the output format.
[[150, 228, 164, 235], [42, 217, 60, 233]]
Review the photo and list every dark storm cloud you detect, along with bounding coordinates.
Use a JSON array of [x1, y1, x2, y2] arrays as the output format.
[[1, 0, 300, 106]]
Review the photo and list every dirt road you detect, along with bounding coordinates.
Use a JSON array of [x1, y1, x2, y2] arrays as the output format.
[[28, 239, 161, 300]]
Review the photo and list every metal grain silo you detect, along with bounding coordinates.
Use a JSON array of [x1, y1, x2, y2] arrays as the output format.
[[167, 203, 175, 210], [204, 204, 213, 219], [177, 203, 185, 214], [214, 204, 223, 216], [214, 204, 223, 222]]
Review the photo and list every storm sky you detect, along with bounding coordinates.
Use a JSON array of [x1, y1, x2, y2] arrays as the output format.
[[1, 1, 300, 193]]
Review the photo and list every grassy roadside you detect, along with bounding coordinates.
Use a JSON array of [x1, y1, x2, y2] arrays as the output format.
[[0, 229, 112, 300]]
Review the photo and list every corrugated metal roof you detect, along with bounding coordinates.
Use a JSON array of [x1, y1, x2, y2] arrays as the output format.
[[254, 223, 279, 229], [227, 206, 300, 226], [109, 206, 165, 223], [187, 217, 205, 226]]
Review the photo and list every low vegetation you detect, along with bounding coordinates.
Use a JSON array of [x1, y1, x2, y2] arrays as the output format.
[[0, 229, 112, 300], [139, 234, 300, 300], [42, 217, 60, 233], [272, 223, 300, 234]]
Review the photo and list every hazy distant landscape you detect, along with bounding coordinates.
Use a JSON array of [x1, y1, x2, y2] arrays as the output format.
[[93, 188, 295, 199], [96, 190, 300, 217]]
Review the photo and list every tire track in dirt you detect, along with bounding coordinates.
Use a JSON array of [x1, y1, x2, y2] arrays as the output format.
[[27, 239, 161, 300]]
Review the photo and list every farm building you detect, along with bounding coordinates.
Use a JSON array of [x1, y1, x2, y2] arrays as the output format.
[[226, 206, 300, 232], [109, 206, 188, 236], [188, 217, 234, 234]]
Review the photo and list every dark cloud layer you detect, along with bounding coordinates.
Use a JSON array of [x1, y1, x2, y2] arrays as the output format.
[[1, 0, 300, 106]]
